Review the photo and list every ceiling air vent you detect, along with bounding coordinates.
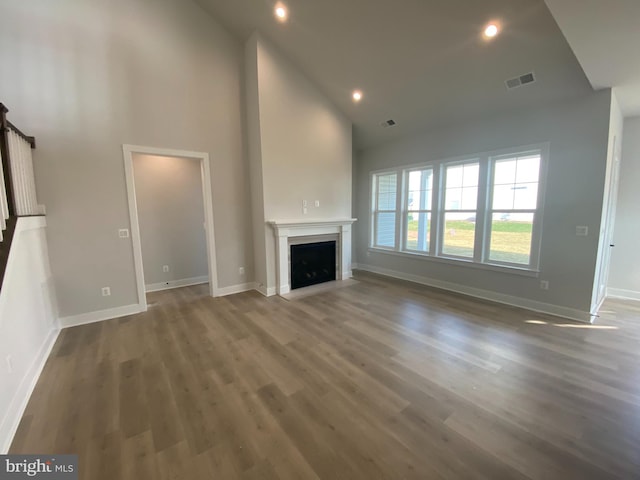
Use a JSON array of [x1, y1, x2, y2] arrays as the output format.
[[505, 72, 536, 90], [380, 119, 397, 128]]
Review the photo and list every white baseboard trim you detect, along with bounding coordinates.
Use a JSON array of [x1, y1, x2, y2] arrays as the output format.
[[145, 276, 209, 293], [255, 285, 277, 297], [354, 263, 592, 323], [341, 270, 353, 280], [607, 288, 640, 301], [215, 282, 256, 297], [0, 327, 60, 454], [59, 304, 145, 329], [591, 295, 607, 318]]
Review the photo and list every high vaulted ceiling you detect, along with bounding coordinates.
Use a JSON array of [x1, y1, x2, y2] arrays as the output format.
[[195, 0, 592, 149], [544, 0, 640, 117]]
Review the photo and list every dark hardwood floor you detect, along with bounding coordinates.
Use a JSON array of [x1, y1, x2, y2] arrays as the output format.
[[10, 272, 640, 479]]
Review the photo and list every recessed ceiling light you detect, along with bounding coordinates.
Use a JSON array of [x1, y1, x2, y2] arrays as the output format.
[[352, 90, 363, 102], [484, 23, 499, 38], [275, 3, 288, 21]]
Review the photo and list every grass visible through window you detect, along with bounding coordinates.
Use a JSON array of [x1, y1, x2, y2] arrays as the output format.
[[406, 219, 533, 264], [489, 217, 533, 264], [442, 219, 475, 257], [406, 220, 420, 249], [406, 214, 430, 251]]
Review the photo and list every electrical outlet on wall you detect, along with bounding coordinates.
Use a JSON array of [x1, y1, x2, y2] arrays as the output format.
[[239, 267, 245, 275], [314, 200, 320, 207], [163, 265, 170, 273], [101, 287, 111, 296], [118, 229, 130, 238], [540, 280, 549, 290]]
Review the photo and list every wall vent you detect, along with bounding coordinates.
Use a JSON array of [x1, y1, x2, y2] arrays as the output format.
[[505, 72, 536, 90], [380, 119, 397, 128]]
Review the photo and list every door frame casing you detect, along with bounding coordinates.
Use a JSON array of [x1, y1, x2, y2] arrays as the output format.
[[592, 135, 621, 313], [122, 144, 219, 311]]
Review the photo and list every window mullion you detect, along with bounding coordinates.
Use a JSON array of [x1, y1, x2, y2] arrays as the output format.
[[395, 170, 404, 251], [372, 211, 377, 247], [430, 164, 441, 256], [370, 175, 377, 248], [476, 156, 490, 263], [530, 211, 541, 268], [402, 170, 409, 251]]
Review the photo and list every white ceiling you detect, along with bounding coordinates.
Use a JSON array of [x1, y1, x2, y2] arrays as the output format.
[[544, 0, 640, 117], [195, 0, 592, 149]]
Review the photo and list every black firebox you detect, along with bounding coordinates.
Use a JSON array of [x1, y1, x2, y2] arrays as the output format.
[[290, 241, 337, 290]]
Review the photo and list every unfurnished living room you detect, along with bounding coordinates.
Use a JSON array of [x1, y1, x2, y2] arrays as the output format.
[[1, 0, 640, 478]]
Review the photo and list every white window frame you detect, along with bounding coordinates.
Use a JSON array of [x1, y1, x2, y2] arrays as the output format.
[[402, 166, 436, 255], [482, 148, 546, 270], [367, 143, 548, 276], [438, 158, 483, 261], [370, 170, 401, 250]]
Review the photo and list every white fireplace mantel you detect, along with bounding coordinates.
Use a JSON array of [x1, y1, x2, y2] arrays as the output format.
[[268, 218, 357, 295]]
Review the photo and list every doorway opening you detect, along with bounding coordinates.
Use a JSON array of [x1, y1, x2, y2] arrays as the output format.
[[123, 145, 218, 311], [592, 136, 621, 313]]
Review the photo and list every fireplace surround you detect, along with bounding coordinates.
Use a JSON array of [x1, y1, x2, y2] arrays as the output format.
[[268, 218, 357, 295]]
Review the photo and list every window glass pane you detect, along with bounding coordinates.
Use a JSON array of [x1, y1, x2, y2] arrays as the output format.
[[489, 213, 534, 264], [492, 153, 540, 210], [375, 212, 396, 247], [445, 187, 462, 210], [515, 155, 540, 184], [494, 159, 516, 185], [461, 187, 478, 210], [442, 212, 475, 257], [406, 212, 430, 252], [378, 193, 396, 210], [462, 163, 479, 187], [493, 185, 514, 210], [378, 173, 397, 193], [376, 173, 397, 210], [408, 169, 433, 210], [446, 163, 479, 211], [446, 165, 463, 188], [513, 183, 538, 209]]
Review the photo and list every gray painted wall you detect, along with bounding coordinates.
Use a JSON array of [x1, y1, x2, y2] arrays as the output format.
[[245, 34, 353, 293], [133, 154, 208, 287], [354, 91, 612, 316], [0, 0, 253, 316], [609, 116, 640, 298]]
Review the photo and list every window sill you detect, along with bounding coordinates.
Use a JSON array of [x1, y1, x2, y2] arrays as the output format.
[[366, 247, 540, 278]]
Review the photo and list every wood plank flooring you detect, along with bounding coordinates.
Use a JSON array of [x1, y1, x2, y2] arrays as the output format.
[[10, 272, 640, 479]]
